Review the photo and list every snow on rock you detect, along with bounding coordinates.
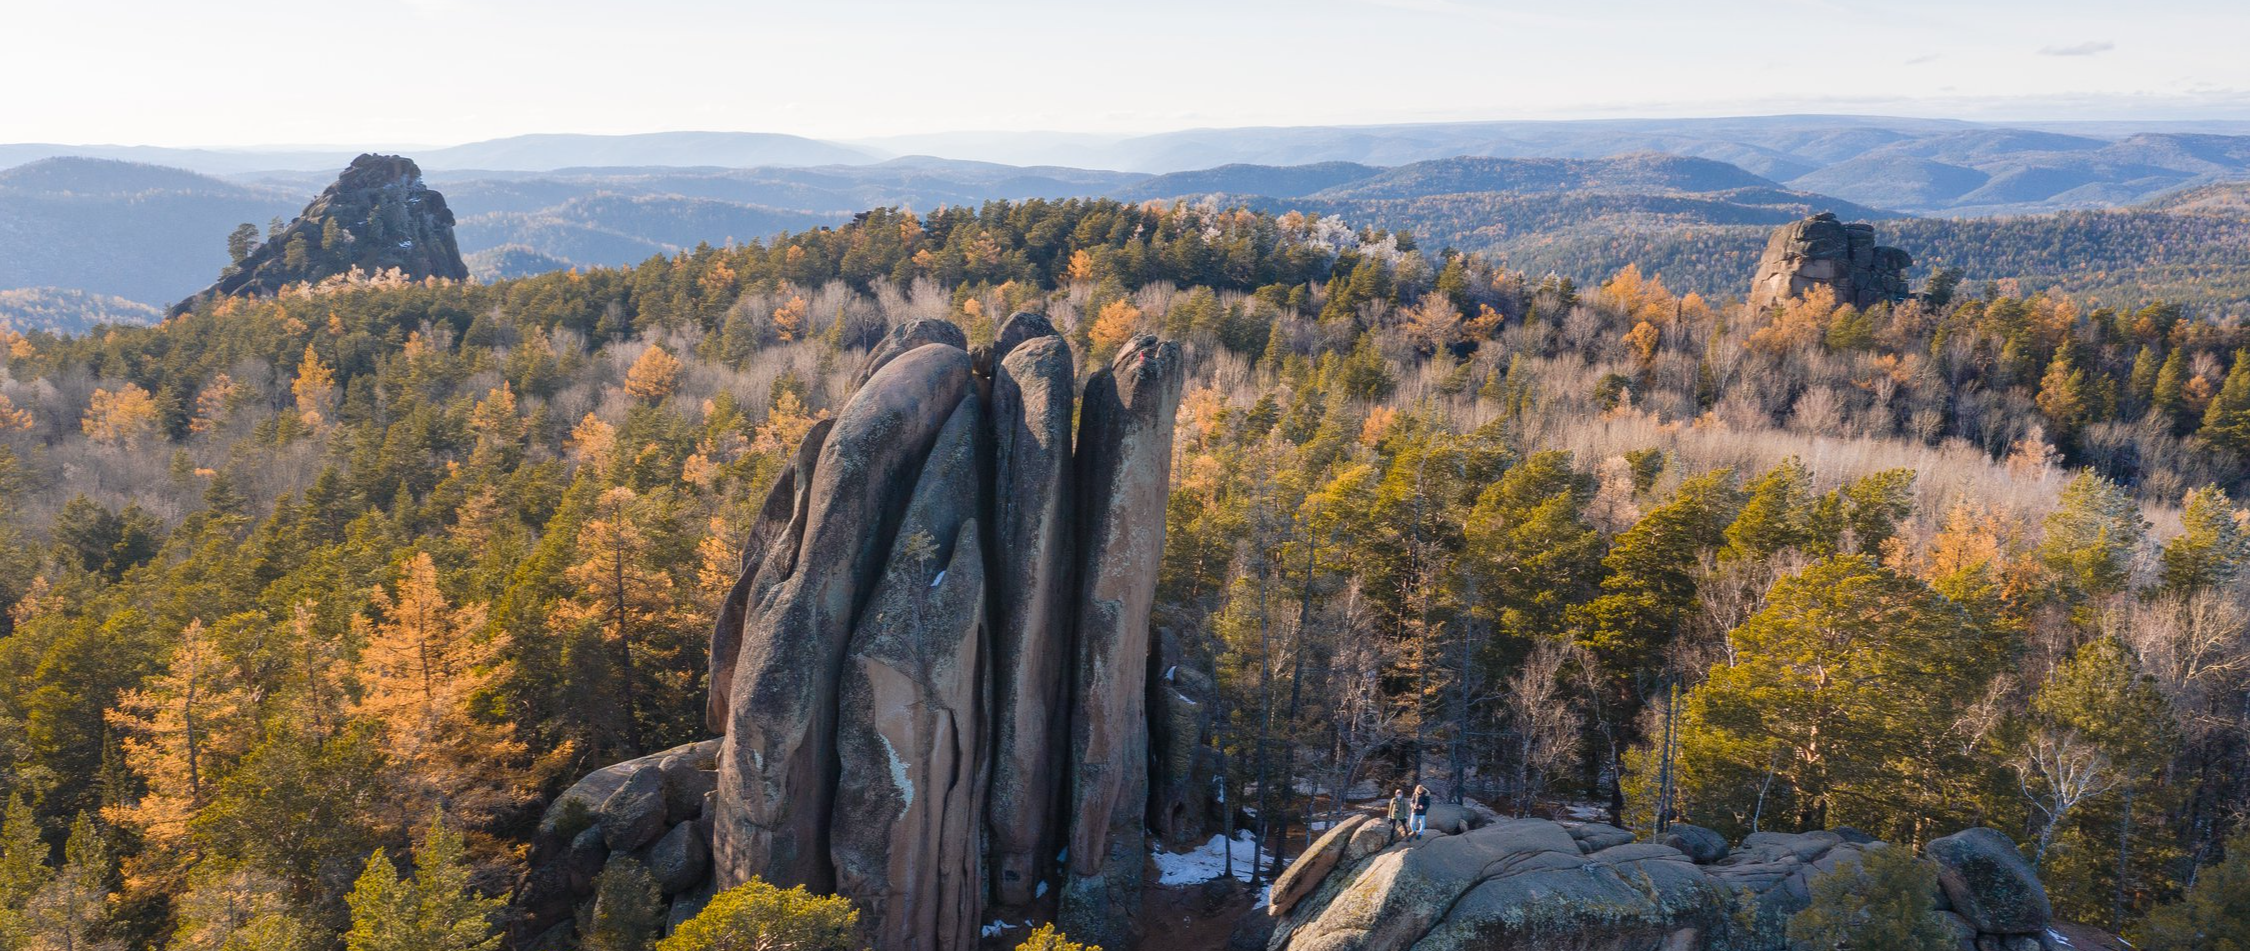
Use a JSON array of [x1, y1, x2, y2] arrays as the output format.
[[1152, 831, 1273, 886], [981, 920, 1025, 938]]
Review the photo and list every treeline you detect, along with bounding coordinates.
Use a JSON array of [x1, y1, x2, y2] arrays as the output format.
[[0, 198, 2240, 949], [1329, 195, 2250, 319]]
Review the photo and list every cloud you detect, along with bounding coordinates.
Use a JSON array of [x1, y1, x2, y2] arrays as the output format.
[[2039, 41, 2114, 56], [1905, 52, 1941, 65]]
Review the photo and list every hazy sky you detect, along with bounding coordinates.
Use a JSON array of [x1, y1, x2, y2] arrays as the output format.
[[7, 0, 2245, 147]]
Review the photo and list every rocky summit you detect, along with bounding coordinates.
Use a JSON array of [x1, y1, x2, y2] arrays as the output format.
[[511, 317, 1190, 951], [1746, 211, 1912, 311], [168, 153, 466, 315]]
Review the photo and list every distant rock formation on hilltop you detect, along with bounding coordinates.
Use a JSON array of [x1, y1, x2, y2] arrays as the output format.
[[1747, 211, 1912, 311], [168, 153, 466, 316]]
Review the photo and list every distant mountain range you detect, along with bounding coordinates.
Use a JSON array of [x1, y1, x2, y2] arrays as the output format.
[[0, 115, 2243, 331]]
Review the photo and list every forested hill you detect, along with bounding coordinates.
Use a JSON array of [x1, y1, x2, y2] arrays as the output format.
[[0, 200, 2242, 949]]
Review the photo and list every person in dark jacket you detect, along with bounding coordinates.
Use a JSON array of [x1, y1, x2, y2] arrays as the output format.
[[1410, 785, 1432, 838]]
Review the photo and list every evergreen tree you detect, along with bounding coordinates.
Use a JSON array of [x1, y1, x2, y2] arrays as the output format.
[[2037, 471, 2146, 604], [583, 859, 664, 951], [1785, 845, 1954, 951], [1723, 458, 1817, 562], [2161, 486, 2247, 595], [2196, 353, 2247, 458], [2129, 826, 2247, 951], [657, 878, 857, 951], [1674, 556, 2001, 838], [344, 813, 501, 951]]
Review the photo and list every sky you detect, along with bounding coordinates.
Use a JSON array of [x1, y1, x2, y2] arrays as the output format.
[[5, 0, 2245, 148]]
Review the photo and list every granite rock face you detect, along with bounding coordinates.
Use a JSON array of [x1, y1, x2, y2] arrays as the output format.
[[984, 317, 1078, 906], [1746, 211, 1912, 312], [1060, 333, 1185, 951], [1266, 818, 2061, 951], [170, 153, 466, 316], [518, 318, 1192, 951], [714, 343, 975, 895]]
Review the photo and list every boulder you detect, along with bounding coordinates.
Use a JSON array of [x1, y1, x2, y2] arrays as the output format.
[[831, 397, 989, 951], [646, 820, 711, 895], [984, 329, 1077, 905], [657, 741, 720, 825], [1746, 212, 1913, 311], [1562, 821, 1637, 853], [1419, 803, 1479, 837], [1414, 841, 1708, 951], [715, 343, 974, 893], [857, 318, 968, 386], [1925, 827, 2051, 935], [599, 766, 669, 853], [1270, 815, 1371, 916], [1659, 823, 1729, 864], [1059, 334, 1183, 950]]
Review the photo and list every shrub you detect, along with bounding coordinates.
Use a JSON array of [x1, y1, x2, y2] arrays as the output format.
[[1015, 924, 1100, 951], [656, 878, 858, 951], [1785, 845, 1955, 951]]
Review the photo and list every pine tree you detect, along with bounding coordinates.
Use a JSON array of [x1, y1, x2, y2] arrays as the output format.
[[2036, 343, 2091, 443], [344, 813, 501, 951], [2195, 353, 2247, 458], [2161, 485, 2247, 595], [657, 878, 857, 951], [1723, 458, 1816, 562], [583, 859, 664, 951], [1675, 555, 2000, 837], [1785, 845, 1954, 951], [2152, 348, 2188, 427], [2129, 826, 2247, 951], [12, 811, 119, 951], [0, 794, 51, 948], [2037, 471, 2146, 603]]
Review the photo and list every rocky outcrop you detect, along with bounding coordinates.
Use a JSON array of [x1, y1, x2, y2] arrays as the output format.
[[1925, 827, 2051, 938], [984, 316, 1077, 906], [1148, 627, 1224, 845], [1746, 211, 1912, 312], [715, 342, 974, 894], [509, 740, 720, 947], [831, 398, 988, 951], [522, 317, 1187, 951], [1266, 817, 2062, 951], [1061, 333, 1185, 951], [170, 154, 466, 316]]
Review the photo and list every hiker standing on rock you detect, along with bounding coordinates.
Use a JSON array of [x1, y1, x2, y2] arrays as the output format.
[[1410, 785, 1431, 838], [1386, 789, 1410, 837]]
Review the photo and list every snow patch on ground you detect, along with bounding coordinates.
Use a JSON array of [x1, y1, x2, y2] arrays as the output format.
[[1152, 831, 1273, 886], [981, 920, 1026, 938], [1561, 801, 1609, 820], [2045, 930, 2072, 948]]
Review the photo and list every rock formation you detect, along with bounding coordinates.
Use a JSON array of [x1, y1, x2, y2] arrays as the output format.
[[984, 317, 1078, 906], [1265, 814, 2069, 951], [1060, 333, 1184, 950], [170, 154, 467, 316], [515, 316, 1190, 951], [1747, 211, 1912, 312]]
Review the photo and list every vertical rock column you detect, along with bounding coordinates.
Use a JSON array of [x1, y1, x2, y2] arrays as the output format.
[[984, 319, 1078, 906], [1060, 334, 1184, 948], [832, 398, 989, 951], [707, 417, 832, 733], [714, 344, 973, 893]]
